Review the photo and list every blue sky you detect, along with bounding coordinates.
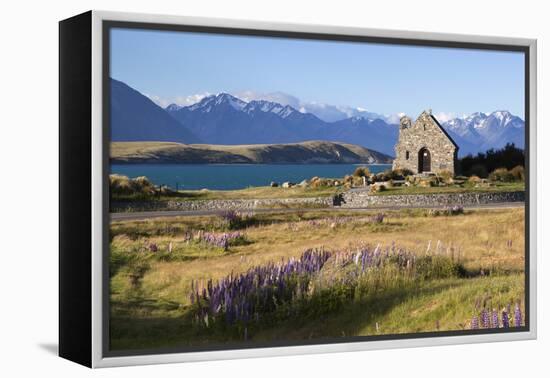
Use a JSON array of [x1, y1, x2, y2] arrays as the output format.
[[110, 28, 525, 120]]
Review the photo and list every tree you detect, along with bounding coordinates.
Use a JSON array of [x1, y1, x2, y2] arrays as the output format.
[[458, 143, 524, 177]]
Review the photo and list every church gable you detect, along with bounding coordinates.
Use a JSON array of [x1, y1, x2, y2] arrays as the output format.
[[392, 110, 459, 175], [412, 111, 457, 148]]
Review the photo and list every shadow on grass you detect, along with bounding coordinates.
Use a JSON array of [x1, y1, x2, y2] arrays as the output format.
[[250, 279, 464, 341], [109, 278, 466, 351]]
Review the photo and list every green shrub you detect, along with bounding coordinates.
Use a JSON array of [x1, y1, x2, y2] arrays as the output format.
[[131, 176, 155, 193], [373, 170, 392, 182], [438, 170, 454, 183], [418, 178, 436, 187], [509, 165, 525, 181], [415, 255, 466, 280], [380, 169, 407, 180], [392, 168, 414, 179], [489, 167, 515, 182], [110, 174, 157, 197], [370, 184, 386, 193], [468, 175, 482, 184], [310, 177, 332, 188], [353, 166, 370, 177], [109, 174, 133, 195]]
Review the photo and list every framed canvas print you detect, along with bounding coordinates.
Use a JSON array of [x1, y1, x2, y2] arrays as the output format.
[[59, 10, 537, 368]]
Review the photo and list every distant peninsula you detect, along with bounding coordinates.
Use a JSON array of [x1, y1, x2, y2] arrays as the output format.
[[110, 140, 393, 164]]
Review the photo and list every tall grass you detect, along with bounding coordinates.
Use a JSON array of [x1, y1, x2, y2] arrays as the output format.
[[110, 174, 155, 197], [188, 243, 466, 336]]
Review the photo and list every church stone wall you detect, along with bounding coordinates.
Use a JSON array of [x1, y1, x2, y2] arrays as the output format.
[[392, 111, 458, 175]]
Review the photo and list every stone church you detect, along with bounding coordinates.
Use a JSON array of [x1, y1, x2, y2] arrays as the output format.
[[392, 110, 459, 175]]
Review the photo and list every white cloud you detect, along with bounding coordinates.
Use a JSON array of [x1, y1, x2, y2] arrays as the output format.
[[382, 111, 461, 124], [433, 112, 458, 123], [234, 90, 385, 122], [301, 103, 354, 122], [146, 92, 212, 109], [233, 90, 301, 109], [385, 113, 406, 124]]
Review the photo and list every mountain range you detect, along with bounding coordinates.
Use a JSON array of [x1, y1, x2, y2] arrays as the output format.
[[441, 111, 525, 155], [110, 78, 525, 157]]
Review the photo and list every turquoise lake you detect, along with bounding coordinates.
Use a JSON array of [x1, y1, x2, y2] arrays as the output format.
[[110, 164, 392, 191]]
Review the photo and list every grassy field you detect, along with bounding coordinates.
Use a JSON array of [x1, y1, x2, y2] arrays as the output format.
[[113, 185, 340, 202], [111, 181, 524, 204], [109, 207, 525, 351], [372, 181, 525, 196]]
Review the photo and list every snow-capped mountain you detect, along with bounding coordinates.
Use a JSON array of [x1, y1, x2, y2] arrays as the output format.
[[165, 103, 184, 112], [164, 91, 524, 156], [441, 111, 525, 155], [243, 100, 294, 118], [187, 92, 247, 113], [166, 93, 399, 154], [166, 93, 333, 148], [111, 79, 524, 157]]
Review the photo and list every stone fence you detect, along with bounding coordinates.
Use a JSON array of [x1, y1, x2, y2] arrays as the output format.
[[336, 190, 525, 208], [111, 196, 333, 213], [112, 190, 524, 213]]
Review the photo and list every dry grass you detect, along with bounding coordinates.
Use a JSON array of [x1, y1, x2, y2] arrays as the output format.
[[172, 185, 339, 201], [371, 181, 525, 195], [111, 207, 524, 305], [109, 206, 525, 350]]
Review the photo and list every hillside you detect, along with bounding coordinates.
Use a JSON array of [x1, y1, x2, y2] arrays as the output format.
[[110, 79, 201, 143], [110, 141, 393, 164]]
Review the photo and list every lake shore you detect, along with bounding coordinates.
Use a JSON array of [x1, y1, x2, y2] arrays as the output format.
[[110, 163, 392, 191]]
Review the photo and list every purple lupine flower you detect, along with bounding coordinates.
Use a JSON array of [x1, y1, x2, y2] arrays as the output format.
[[502, 309, 510, 328], [514, 303, 522, 327], [492, 309, 499, 328], [189, 243, 424, 327], [219, 210, 239, 222], [199, 231, 244, 250], [481, 309, 490, 328], [371, 213, 385, 223], [471, 315, 479, 330], [189, 248, 332, 326], [148, 243, 158, 252]]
